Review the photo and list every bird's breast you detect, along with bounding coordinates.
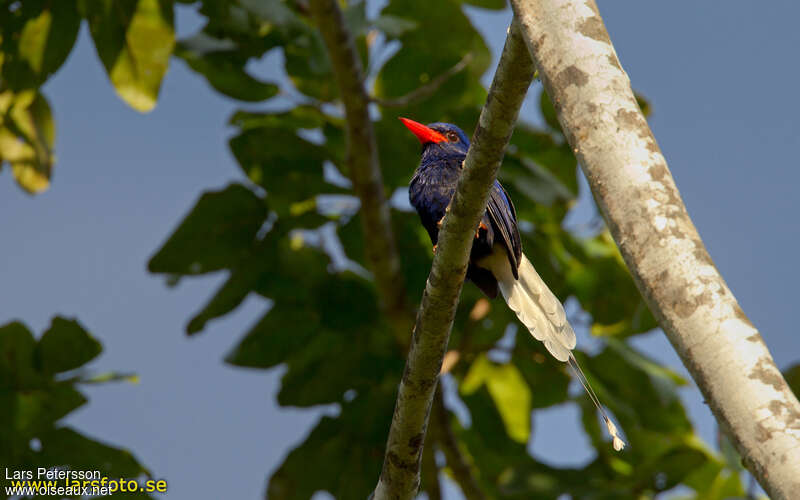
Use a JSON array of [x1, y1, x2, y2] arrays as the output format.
[[409, 161, 462, 243]]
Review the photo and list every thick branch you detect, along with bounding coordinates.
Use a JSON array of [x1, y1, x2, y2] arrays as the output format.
[[373, 23, 535, 500], [510, 0, 800, 497], [310, 0, 408, 330]]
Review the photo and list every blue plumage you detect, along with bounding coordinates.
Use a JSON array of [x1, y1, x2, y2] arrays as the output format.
[[400, 118, 626, 450], [405, 120, 521, 298]]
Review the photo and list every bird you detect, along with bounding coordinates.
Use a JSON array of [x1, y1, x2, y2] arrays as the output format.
[[401, 117, 625, 451]]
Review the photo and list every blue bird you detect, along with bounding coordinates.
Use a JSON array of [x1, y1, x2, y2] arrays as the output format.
[[401, 117, 625, 451]]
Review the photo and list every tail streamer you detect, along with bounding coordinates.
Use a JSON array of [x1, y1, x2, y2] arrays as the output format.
[[497, 254, 626, 451]]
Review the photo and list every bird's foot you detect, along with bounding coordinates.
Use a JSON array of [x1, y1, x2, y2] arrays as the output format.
[[437, 201, 453, 229], [475, 221, 488, 238], [432, 244, 437, 254]]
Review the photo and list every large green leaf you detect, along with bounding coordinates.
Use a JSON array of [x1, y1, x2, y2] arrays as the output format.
[[458, 387, 574, 498], [184, 219, 328, 335], [461, 0, 506, 9], [0, 319, 149, 482], [462, 354, 532, 443], [148, 183, 268, 275], [507, 124, 578, 199], [82, 0, 175, 112], [375, 0, 490, 119], [0, 0, 81, 91], [228, 126, 342, 215], [543, 228, 658, 338], [267, 389, 395, 500], [175, 34, 279, 102], [0, 321, 40, 390], [38, 427, 149, 479], [0, 91, 56, 193], [37, 317, 102, 374]]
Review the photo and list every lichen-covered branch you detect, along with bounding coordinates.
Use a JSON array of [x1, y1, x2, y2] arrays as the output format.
[[309, 0, 409, 331], [372, 23, 535, 500], [510, 0, 800, 497]]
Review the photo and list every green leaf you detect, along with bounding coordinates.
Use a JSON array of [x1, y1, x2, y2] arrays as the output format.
[[0, 321, 39, 388], [508, 124, 578, 198], [577, 342, 692, 440], [37, 317, 102, 374], [82, 0, 175, 112], [0, 91, 56, 193], [635, 91, 652, 118], [539, 88, 562, 133], [684, 460, 746, 500], [267, 389, 395, 500], [228, 127, 334, 214], [228, 266, 400, 407], [606, 337, 687, 386], [462, 354, 532, 443], [235, 0, 336, 101], [148, 183, 268, 275], [512, 332, 571, 409], [373, 15, 418, 37], [283, 28, 336, 101], [13, 385, 87, 436], [375, 0, 490, 118], [0, 318, 150, 480], [343, 0, 369, 38], [460, 0, 507, 9], [175, 37, 279, 102], [784, 362, 800, 399], [38, 427, 149, 479], [457, 387, 573, 497], [555, 229, 657, 337], [226, 305, 318, 369], [0, 1, 81, 91], [229, 106, 327, 131]]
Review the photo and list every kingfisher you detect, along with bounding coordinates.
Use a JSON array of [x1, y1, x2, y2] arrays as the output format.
[[400, 117, 625, 451]]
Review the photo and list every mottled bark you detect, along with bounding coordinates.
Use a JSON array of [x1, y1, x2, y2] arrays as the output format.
[[510, 0, 800, 497], [309, 0, 409, 334], [373, 23, 535, 500]]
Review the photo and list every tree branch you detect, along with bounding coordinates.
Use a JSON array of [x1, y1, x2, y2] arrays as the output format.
[[372, 53, 474, 108], [431, 388, 487, 500], [372, 22, 535, 500], [309, 0, 409, 333], [421, 436, 442, 500], [510, 1, 800, 497]]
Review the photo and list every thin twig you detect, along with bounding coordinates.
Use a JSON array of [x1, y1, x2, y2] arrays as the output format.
[[421, 437, 442, 500], [372, 53, 474, 108], [431, 388, 487, 500]]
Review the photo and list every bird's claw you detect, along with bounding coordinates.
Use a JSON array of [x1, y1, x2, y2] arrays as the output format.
[[475, 221, 488, 238], [432, 244, 437, 254], [437, 216, 445, 229]]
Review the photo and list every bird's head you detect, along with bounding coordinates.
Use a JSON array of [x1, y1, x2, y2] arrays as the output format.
[[399, 117, 469, 158]]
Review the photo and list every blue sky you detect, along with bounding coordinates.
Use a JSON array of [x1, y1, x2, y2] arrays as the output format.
[[1, 2, 798, 499]]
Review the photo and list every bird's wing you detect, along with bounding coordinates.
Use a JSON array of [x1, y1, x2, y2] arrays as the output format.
[[486, 180, 522, 278]]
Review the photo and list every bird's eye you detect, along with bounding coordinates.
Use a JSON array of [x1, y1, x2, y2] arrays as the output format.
[[447, 131, 459, 142]]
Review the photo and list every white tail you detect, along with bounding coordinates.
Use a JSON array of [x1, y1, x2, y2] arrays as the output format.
[[495, 254, 626, 451]]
